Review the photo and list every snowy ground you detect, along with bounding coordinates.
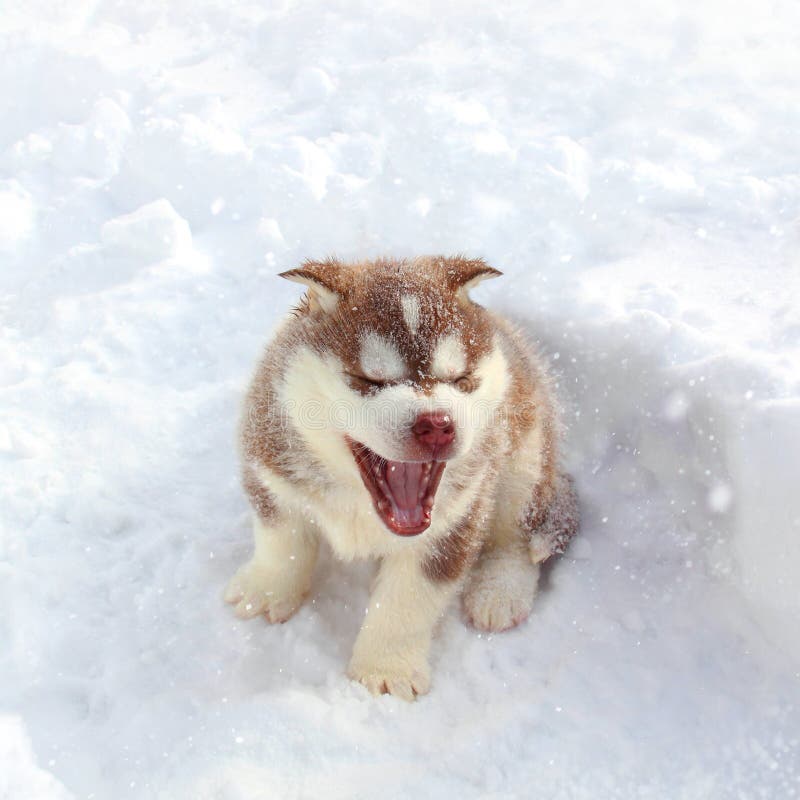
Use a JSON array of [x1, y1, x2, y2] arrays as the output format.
[[2, 1, 799, 798]]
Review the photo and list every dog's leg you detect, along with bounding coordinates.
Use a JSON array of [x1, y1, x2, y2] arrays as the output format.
[[348, 516, 484, 702], [463, 471, 578, 633], [224, 512, 318, 623], [348, 551, 457, 701], [463, 522, 540, 633]]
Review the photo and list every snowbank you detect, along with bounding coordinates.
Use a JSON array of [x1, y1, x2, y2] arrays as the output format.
[[1, 1, 799, 798], [0, 717, 73, 800]]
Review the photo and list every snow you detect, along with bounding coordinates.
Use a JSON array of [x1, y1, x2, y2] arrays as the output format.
[[2, 1, 799, 798]]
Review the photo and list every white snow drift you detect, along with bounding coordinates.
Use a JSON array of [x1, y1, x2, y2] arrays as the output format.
[[1, 1, 799, 798]]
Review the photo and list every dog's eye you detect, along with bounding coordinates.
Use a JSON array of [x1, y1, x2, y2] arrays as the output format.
[[453, 375, 475, 393], [346, 373, 385, 390]]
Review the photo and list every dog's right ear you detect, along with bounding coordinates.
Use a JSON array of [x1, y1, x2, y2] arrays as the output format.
[[279, 259, 342, 314]]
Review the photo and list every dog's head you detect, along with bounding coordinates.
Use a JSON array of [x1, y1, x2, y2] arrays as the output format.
[[278, 256, 510, 536]]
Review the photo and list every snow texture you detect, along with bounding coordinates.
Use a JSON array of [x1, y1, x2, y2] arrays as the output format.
[[2, 1, 799, 798]]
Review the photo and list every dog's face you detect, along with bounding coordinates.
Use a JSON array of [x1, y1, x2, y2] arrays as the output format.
[[279, 256, 510, 536]]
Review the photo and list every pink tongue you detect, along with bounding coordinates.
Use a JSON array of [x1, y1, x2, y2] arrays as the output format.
[[384, 461, 426, 527]]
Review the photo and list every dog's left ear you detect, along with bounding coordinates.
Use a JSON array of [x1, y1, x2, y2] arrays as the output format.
[[447, 258, 503, 303], [279, 259, 343, 314]]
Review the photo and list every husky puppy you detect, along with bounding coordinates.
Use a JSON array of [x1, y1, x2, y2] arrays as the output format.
[[225, 256, 578, 700]]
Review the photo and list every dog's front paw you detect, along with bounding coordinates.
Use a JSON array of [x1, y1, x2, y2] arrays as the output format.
[[347, 657, 431, 702], [223, 560, 307, 623]]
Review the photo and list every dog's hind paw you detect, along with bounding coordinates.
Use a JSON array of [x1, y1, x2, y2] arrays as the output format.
[[463, 548, 539, 632]]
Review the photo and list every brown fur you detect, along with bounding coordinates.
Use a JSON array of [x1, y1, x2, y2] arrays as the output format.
[[491, 314, 571, 556], [283, 257, 497, 387], [239, 329, 329, 488], [242, 463, 278, 520], [422, 505, 486, 582], [524, 472, 580, 556]]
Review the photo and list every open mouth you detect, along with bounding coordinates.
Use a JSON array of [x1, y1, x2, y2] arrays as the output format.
[[347, 438, 446, 536]]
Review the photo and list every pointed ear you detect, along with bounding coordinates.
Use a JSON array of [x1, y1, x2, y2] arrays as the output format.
[[279, 259, 342, 314], [445, 257, 503, 303]]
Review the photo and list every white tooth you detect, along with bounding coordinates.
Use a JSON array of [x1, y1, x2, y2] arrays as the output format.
[[390, 464, 396, 472], [378, 499, 390, 512], [422, 496, 434, 509], [418, 474, 430, 501]]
